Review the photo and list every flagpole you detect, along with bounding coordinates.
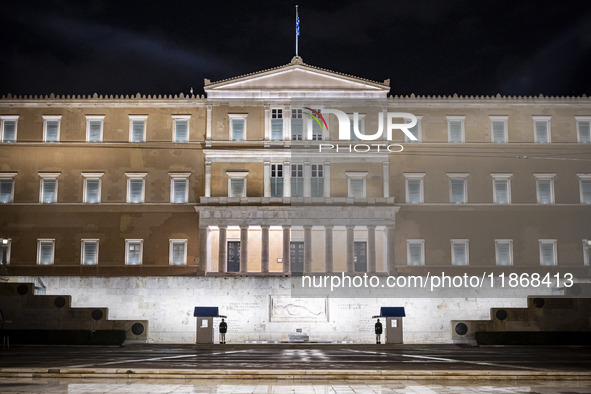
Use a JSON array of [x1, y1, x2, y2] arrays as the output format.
[[295, 5, 299, 56]]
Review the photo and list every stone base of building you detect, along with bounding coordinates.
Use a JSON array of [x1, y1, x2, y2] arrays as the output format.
[[15, 276, 539, 344]]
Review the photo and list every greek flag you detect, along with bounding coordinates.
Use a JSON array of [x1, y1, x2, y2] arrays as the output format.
[[296, 16, 300, 36]]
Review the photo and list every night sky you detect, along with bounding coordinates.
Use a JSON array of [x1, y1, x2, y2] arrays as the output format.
[[2, 0, 591, 97]]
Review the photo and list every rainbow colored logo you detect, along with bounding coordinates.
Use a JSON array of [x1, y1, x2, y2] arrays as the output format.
[[304, 107, 328, 133]]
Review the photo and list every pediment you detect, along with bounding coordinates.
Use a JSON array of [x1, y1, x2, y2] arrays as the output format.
[[205, 57, 390, 99]]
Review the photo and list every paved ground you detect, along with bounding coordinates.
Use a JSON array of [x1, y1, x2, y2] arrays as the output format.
[[0, 344, 590, 372]]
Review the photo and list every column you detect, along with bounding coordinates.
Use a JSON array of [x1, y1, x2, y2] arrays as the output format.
[[367, 225, 376, 273], [282, 226, 291, 273], [218, 225, 227, 273], [386, 225, 396, 274], [206, 104, 212, 141], [382, 161, 389, 198], [263, 161, 270, 197], [283, 161, 291, 197], [240, 225, 249, 273], [264, 105, 271, 141], [346, 225, 354, 272], [198, 225, 209, 274], [325, 225, 333, 273], [283, 104, 291, 140], [303, 161, 311, 197], [261, 225, 269, 273], [304, 225, 312, 272], [324, 161, 331, 198], [205, 160, 212, 197]]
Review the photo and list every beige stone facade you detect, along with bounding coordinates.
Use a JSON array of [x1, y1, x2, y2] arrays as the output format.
[[1, 57, 590, 280]]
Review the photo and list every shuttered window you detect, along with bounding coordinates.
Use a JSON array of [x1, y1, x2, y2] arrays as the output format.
[[311, 164, 324, 197], [0, 179, 14, 203], [534, 120, 549, 143], [87, 120, 102, 142], [131, 120, 145, 142], [578, 121, 591, 143], [349, 115, 364, 141], [82, 240, 98, 265], [494, 179, 509, 204], [170, 240, 187, 265], [495, 240, 513, 266], [45, 120, 60, 142], [270, 164, 283, 197], [536, 179, 554, 204], [172, 178, 187, 203], [231, 119, 245, 141], [128, 179, 144, 203], [126, 240, 143, 265], [174, 119, 188, 142], [407, 241, 424, 266], [448, 120, 463, 142], [349, 179, 365, 198], [406, 179, 423, 204], [450, 179, 466, 204], [2, 120, 16, 142], [85, 179, 100, 203], [291, 164, 303, 197], [41, 179, 57, 203], [492, 120, 507, 143], [451, 241, 468, 266], [38, 240, 55, 265], [581, 179, 591, 204], [312, 109, 323, 140], [271, 109, 283, 141], [229, 178, 245, 197], [291, 109, 303, 140], [539, 240, 557, 266]]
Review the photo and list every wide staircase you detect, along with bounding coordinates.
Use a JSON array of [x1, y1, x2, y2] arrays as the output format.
[[0, 282, 148, 345], [451, 284, 591, 345]]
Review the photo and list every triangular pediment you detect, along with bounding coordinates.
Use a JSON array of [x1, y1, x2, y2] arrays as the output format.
[[205, 57, 390, 99]]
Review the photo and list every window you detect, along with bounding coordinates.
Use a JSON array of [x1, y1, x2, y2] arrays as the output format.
[[125, 239, 143, 265], [495, 240, 513, 266], [533, 116, 551, 143], [81, 239, 99, 265], [82, 173, 103, 203], [404, 173, 425, 204], [39, 173, 60, 203], [405, 116, 422, 142], [579, 174, 591, 204], [1, 238, 11, 264], [349, 114, 366, 141], [37, 239, 55, 265], [447, 116, 465, 143], [271, 109, 283, 141], [86, 116, 104, 142], [583, 240, 590, 266], [0, 173, 16, 203], [43, 115, 61, 142], [126, 173, 147, 203], [170, 173, 190, 203], [291, 164, 303, 197], [448, 173, 468, 204], [539, 240, 557, 266], [1, 116, 18, 143], [451, 240, 469, 266], [229, 114, 247, 141], [169, 239, 187, 265], [346, 172, 367, 198], [407, 240, 425, 266], [311, 164, 324, 197], [491, 173, 512, 204], [227, 171, 248, 198], [576, 117, 591, 143], [172, 115, 190, 143], [535, 174, 555, 204], [291, 109, 303, 140], [490, 116, 508, 143], [270, 164, 284, 197], [129, 115, 147, 142], [311, 109, 324, 140]]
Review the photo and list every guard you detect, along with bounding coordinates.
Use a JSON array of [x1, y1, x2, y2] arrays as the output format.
[[219, 318, 227, 344], [375, 318, 383, 344]]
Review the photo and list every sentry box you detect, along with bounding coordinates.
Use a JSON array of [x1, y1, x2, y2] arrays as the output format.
[[193, 306, 227, 344], [373, 307, 406, 344]]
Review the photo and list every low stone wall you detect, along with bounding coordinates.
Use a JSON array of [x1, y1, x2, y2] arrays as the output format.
[[21, 276, 529, 344]]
